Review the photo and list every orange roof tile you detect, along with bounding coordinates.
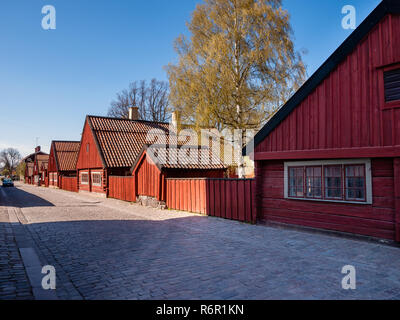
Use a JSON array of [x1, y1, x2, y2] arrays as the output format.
[[52, 141, 80, 171], [87, 116, 171, 168]]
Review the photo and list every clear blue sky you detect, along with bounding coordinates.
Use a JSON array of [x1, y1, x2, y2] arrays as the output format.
[[0, 0, 381, 156]]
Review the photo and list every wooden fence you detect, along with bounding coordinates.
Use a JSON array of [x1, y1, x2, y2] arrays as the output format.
[[60, 176, 78, 193], [108, 176, 136, 202], [166, 179, 207, 214], [166, 178, 256, 223]]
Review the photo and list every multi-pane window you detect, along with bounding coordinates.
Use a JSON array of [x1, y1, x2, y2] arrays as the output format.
[[81, 173, 89, 185], [92, 173, 102, 187], [285, 160, 371, 204], [288, 167, 304, 198], [325, 166, 342, 199], [305, 166, 322, 199], [345, 165, 366, 201]]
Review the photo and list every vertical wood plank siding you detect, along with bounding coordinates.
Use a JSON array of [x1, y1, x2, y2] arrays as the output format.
[[256, 15, 400, 154], [59, 176, 78, 193], [166, 179, 256, 223], [258, 159, 397, 240], [108, 176, 136, 202]]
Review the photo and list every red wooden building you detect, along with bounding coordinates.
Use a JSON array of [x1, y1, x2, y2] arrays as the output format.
[[76, 114, 170, 197], [23, 146, 49, 186], [48, 141, 80, 188], [131, 145, 226, 204], [248, 0, 400, 242]]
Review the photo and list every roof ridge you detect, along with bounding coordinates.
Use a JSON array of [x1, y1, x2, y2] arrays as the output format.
[[87, 114, 170, 125]]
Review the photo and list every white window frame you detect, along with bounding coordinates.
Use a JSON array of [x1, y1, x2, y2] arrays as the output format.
[[284, 159, 372, 205], [80, 172, 89, 185], [91, 172, 102, 187]]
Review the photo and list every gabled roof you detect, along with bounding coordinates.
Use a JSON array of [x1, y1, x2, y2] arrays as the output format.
[[23, 151, 48, 162], [51, 141, 80, 171], [245, 0, 400, 155], [86, 115, 171, 168], [131, 145, 227, 173]]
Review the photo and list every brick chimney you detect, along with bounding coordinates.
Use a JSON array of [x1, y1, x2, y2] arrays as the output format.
[[35, 146, 41, 153], [129, 107, 139, 120]]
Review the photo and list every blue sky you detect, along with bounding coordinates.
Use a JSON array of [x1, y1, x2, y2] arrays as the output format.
[[0, 0, 381, 156]]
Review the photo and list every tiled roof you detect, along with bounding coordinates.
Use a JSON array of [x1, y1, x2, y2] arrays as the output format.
[[135, 145, 226, 171], [87, 116, 171, 168], [53, 141, 80, 171]]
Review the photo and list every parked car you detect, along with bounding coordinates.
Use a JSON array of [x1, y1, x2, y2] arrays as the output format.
[[2, 178, 14, 187]]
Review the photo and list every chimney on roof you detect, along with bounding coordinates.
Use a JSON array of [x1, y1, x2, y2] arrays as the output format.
[[35, 146, 41, 153], [129, 106, 139, 120], [171, 111, 179, 129]]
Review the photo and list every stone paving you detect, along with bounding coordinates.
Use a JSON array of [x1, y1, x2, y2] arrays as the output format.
[[1, 182, 400, 300], [0, 208, 33, 300]]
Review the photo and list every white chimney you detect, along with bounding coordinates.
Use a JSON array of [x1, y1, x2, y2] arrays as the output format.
[[171, 111, 178, 128], [129, 106, 139, 120]]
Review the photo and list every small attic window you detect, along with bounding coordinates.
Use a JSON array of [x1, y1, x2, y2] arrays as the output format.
[[86, 143, 90, 153], [384, 68, 400, 102]]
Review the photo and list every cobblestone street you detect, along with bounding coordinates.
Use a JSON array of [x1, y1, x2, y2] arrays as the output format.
[[1, 183, 400, 300]]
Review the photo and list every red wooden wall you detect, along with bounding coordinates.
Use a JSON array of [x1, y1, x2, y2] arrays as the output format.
[[166, 178, 256, 224], [76, 119, 103, 170], [166, 179, 207, 214], [207, 179, 256, 223], [257, 159, 397, 240], [78, 169, 105, 194], [108, 176, 136, 202], [135, 154, 162, 200], [60, 176, 78, 193], [256, 14, 400, 155]]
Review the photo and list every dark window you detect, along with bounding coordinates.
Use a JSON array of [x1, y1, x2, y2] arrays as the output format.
[[287, 163, 368, 203], [345, 165, 366, 201], [324, 166, 342, 199], [92, 173, 102, 186], [305, 166, 322, 199], [384, 68, 400, 102], [81, 173, 89, 184], [289, 167, 304, 198]]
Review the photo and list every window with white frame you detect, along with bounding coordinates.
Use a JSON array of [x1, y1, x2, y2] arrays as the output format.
[[80, 172, 89, 185], [91, 172, 102, 187], [284, 159, 372, 204]]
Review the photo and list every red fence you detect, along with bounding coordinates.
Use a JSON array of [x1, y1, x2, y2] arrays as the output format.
[[108, 176, 135, 202], [60, 176, 78, 193], [166, 179, 207, 214], [166, 178, 256, 223]]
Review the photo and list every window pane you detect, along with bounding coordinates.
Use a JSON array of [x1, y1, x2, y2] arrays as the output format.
[[81, 173, 88, 183], [306, 166, 322, 199], [345, 165, 365, 201], [92, 173, 101, 185], [289, 167, 303, 197], [325, 166, 342, 199]]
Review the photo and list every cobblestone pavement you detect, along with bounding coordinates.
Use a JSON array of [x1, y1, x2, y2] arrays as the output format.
[[0, 207, 33, 299], [1, 182, 400, 300]]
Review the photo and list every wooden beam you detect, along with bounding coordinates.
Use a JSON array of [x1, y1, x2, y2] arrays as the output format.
[[394, 158, 400, 242], [255, 146, 400, 161]]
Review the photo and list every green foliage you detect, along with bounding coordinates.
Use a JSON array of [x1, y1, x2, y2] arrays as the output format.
[[167, 0, 306, 131]]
